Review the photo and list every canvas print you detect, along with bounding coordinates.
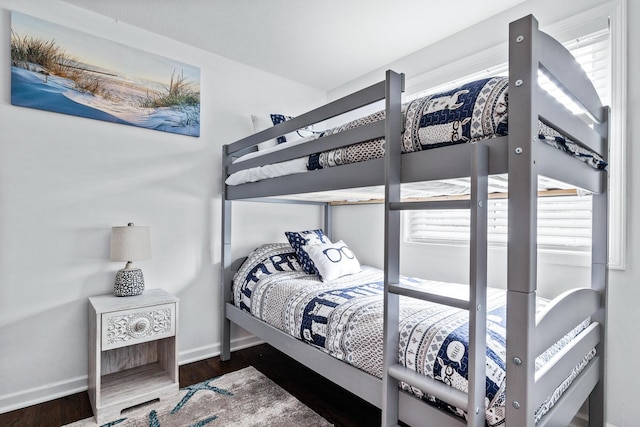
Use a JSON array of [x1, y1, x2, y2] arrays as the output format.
[[10, 11, 200, 137]]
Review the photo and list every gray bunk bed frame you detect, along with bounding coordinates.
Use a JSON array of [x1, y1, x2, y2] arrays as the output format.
[[220, 15, 608, 427]]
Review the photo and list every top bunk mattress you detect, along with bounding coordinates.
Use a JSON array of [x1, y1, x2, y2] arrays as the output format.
[[226, 77, 606, 187]]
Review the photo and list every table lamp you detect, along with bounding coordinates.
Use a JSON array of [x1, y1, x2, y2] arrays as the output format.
[[110, 223, 151, 297]]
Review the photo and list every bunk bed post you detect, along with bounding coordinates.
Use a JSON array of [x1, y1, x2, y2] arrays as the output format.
[[381, 69, 404, 427], [468, 143, 489, 427], [221, 144, 232, 361], [506, 15, 539, 427], [324, 203, 333, 241], [589, 106, 610, 426]]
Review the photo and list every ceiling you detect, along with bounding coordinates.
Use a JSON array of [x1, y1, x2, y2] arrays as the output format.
[[60, 0, 528, 91]]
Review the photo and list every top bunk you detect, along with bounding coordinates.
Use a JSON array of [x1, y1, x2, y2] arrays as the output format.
[[222, 14, 609, 203]]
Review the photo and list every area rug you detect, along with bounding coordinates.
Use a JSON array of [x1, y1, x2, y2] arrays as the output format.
[[66, 366, 333, 426]]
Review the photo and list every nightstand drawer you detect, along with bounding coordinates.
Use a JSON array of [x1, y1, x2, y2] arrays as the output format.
[[102, 302, 176, 350]]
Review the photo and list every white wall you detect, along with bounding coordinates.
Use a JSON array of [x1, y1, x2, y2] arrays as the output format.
[[332, 1, 636, 426], [0, 0, 325, 412]]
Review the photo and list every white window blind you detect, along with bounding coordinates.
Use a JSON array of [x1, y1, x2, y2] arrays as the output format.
[[406, 29, 609, 252], [408, 194, 593, 251]]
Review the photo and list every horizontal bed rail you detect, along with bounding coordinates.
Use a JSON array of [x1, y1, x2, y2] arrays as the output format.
[[388, 283, 470, 310], [537, 355, 600, 427], [226, 78, 398, 156], [387, 364, 469, 412], [537, 89, 606, 158], [227, 120, 386, 174], [534, 288, 600, 356], [533, 322, 600, 410], [225, 303, 383, 405], [226, 157, 386, 199], [536, 141, 604, 193], [388, 199, 471, 211]]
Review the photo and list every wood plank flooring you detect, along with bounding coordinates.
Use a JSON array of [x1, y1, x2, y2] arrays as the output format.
[[0, 344, 381, 427]]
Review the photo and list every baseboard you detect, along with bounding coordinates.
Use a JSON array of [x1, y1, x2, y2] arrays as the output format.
[[178, 335, 263, 365], [0, 336, 263, 415], [0, 375, 87, 415]]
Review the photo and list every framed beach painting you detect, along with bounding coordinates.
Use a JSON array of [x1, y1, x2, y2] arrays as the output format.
[[10, 11, 200, 137]]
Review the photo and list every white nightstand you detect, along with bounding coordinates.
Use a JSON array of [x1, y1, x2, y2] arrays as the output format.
[[88, 288, 179, 424]]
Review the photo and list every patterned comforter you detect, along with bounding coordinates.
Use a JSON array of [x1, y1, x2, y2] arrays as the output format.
[[307, 77, 606, 171], [233, 243, 595, 426], [226, 77, 605, 187]]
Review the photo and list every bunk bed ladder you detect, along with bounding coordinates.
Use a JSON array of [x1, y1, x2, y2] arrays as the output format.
[[381, 64, 489, 426]]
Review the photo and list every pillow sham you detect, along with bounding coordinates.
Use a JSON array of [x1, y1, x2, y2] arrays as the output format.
[[285, 229, 331, 274], [307, 240, 361, 281], [252, 113, 316, 151]]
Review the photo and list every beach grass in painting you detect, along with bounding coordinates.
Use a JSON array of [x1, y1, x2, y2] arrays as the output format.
[[10, 11, 201, 137]]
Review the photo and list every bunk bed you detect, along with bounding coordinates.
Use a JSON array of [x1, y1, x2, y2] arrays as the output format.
[[220, 15, 609, 427]]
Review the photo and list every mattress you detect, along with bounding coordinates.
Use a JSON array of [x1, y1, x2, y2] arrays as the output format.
[[226, 77, 606, 187], [233, 243, 595, 425]]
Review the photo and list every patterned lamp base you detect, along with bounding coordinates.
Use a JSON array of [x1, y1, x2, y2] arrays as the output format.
[[114, 267, 145, 297]]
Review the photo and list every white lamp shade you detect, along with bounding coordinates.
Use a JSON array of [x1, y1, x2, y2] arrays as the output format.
[[110, 224, 151, 262]]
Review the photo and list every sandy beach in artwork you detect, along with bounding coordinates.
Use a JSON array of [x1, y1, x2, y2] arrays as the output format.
[[11, 65, 200, 136]]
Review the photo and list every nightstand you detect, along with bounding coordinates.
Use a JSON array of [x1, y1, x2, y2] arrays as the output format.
[[88, 289, 179, 423]]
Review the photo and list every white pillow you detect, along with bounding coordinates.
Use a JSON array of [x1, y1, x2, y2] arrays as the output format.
[[307, 240, 361, 281], [251, 114, 316, 151], [251, 114, 278, 151]]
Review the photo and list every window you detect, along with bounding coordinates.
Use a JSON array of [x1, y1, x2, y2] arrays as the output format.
[[405, 26, 611, 256], [407, 192, 593, 252]]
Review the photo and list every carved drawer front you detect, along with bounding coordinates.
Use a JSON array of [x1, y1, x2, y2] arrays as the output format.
[[102, 303, 176, 350]]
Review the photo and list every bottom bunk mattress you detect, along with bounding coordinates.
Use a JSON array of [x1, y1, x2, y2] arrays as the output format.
[[233, 243, 594, 425]]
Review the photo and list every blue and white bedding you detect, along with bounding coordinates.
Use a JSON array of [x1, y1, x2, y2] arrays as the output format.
[[233, 243, 596, 425], [226, 77, 606, 187]]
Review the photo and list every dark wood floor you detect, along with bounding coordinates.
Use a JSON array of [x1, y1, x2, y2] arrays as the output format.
[[0, 343, 381, 427]]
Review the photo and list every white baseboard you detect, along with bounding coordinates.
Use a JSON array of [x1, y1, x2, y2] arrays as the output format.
[[0, 336, 263, 415], [0, 375, 87, 415], [178, 336, 263, 365]]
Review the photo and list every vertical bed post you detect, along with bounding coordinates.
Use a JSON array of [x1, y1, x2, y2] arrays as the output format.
[[589, 106, 610, 426], [324, 203, 333, 241], [381, 69, 404, 426], [506, 15, 539, 427], [220, 144, 232, 361], [468, 143, 488, 427]]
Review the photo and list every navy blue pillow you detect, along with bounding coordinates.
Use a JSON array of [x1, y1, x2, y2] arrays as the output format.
[[285, 229, 331, 274], [270, 114, 293, 143]]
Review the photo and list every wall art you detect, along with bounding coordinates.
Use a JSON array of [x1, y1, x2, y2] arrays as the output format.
[[10, 11, 200, 137]]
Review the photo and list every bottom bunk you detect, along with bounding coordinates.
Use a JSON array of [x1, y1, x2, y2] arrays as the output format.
[[224, 242, 602, 426]]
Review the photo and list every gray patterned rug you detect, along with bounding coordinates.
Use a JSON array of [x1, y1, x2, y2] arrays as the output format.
[[66, 366, 333, 427]]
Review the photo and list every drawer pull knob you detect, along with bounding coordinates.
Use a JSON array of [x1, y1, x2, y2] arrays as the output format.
[[127, 316, 152, 338]]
